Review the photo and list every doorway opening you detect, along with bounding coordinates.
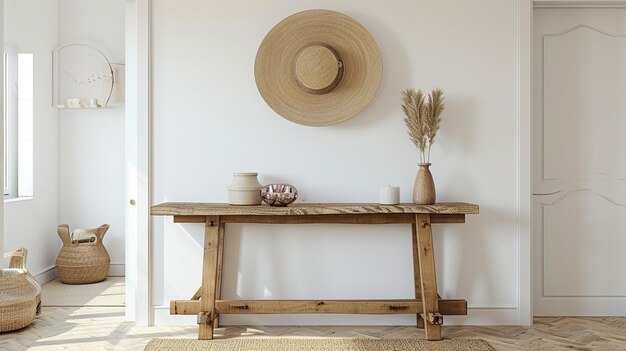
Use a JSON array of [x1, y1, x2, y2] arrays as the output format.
[[3, 0, 127, 313]]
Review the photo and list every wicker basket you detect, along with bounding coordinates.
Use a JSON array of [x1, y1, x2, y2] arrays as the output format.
[[56, 224, 111, 284], [0, 248, 42, 332]]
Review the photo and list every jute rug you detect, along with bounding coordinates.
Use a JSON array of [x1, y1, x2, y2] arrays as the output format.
[[144, 338, 494, 351]]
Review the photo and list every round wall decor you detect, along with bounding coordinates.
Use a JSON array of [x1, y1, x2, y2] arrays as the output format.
[[255, 9, 383, 127]]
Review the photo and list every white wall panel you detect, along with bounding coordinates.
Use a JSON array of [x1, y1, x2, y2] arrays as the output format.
[[543, 192, 626, 296], [151, 0, 520, 325]]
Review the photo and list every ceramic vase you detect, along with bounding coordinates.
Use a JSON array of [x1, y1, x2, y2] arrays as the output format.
[[413, 163, 436, 205], [228, 172, 263, 205]]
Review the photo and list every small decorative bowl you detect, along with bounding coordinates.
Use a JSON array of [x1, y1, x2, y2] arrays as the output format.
[[261, 184, 298, 207]]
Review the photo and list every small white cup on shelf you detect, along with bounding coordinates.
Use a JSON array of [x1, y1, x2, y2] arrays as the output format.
[[379, 186, 400, 205], [71, 98, 80, 108], [89, 98, 99, 108]]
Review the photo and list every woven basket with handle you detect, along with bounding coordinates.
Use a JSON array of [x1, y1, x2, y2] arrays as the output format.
[[0, 248, 42, 332], [56, 224, 111, 284]]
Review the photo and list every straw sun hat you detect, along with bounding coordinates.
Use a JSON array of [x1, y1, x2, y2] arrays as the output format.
[[254, 9, 383, 126]]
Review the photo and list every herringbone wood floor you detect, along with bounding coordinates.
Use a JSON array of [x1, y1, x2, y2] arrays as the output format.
[[1, 307, 625, 351]]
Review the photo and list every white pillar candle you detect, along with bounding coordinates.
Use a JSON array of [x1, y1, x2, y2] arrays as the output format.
[[379, 186, 400, 205]]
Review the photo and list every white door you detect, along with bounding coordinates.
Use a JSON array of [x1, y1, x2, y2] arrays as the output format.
[[533, 7, 626, 316]]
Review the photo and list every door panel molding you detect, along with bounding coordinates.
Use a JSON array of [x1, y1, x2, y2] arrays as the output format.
[[542, 23, 626, 37], [538, 189, 626, 207], [542, 190, 626, 296], [540, 26, 626, 182]]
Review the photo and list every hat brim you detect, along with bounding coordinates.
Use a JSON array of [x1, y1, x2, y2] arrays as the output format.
[[255, 9, 383, 127]]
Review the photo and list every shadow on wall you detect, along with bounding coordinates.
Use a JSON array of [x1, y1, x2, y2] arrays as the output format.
[[153, 204, 517, 315], [436, 204, 519, 306], [152, 218, 206, 304], [438, 97, 480, 157], [335, 12, 411, 130]]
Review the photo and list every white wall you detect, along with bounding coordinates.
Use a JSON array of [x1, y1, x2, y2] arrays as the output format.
[[151, 0, 520, 325], [58, 0, 126, 275], [3, 0, 60, 279]]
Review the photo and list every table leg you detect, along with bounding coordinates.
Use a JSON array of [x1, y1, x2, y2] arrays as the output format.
[[198, 216, 221, 340], [416, 214, 442, 340], [214, 222, 225, 328], [411, 223, 425, 329]]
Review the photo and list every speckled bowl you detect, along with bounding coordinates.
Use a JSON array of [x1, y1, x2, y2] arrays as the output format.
[[261, 184, 298, 207]]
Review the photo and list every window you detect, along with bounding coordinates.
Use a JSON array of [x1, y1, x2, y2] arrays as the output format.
[[4, 46, 18, 197], [3, 44, 33, 200]]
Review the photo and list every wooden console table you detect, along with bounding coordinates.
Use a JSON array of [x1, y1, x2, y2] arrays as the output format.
[[151, 202, 479, 340]]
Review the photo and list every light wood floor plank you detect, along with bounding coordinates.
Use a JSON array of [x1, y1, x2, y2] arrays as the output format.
[[1, 307, 625, 350]]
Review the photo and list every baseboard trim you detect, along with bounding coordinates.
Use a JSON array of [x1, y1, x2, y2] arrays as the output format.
[[32, 263, 124, 284], [445, 308, 520, 325], [33, 265, 58, 285], [534, 296, 626, 316], [152, 305, 520, 326]]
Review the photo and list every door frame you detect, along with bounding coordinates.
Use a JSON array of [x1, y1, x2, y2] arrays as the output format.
[[517, 0, 532, 326], [125, 0, 152, 325]]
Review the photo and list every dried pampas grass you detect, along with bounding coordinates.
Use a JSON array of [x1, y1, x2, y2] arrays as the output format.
[[401, 88, 445, 163]]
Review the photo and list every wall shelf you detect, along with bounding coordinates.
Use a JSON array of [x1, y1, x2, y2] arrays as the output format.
[[55, 105, 115, 109], [52, 42, 117, 108]]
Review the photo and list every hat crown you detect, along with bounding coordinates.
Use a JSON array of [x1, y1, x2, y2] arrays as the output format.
[[294, 44, 344, 95]]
